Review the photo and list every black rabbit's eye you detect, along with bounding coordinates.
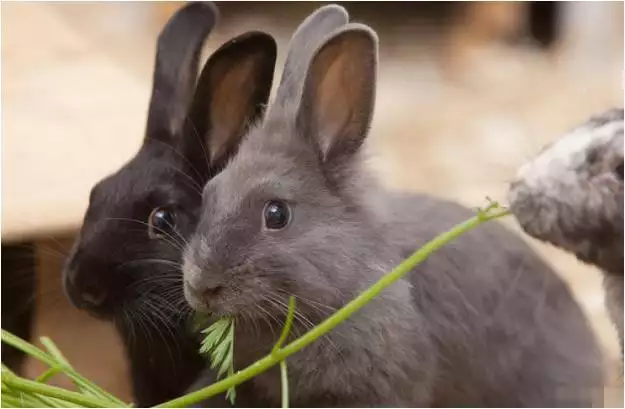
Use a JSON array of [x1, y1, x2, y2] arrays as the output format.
[[148, 207, 176, 238], [615, 162, 623, 180], [263, 200, 290, 230]]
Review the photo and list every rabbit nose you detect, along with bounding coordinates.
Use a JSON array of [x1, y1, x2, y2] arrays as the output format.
[[188, 282, 224, 301], [80, 286, 109, 307], [65, 270, 109, 309]]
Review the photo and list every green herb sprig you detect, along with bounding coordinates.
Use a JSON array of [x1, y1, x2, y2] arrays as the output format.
[[1, 331, 129, 407], [1, 200, 509, 408], [199, 317, 236, 404], [159, 202, 509, 407], [273, 296, 297, 409]]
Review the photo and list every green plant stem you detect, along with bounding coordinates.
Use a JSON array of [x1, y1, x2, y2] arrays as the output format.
[[2, 380, 51, 408], [1, 330, 128, 407], [32, 394, 71, 408], [40, 336, 85, 394], [1, 371, 109, 408], [157, 208, 509, 408], [5, 368, 72, 408], [272, 296, 296, 354], [35, 367, 62, 384], [1, 393, 39, 408], [274, 298, 295, 408], [0, 333, 50, 368], [280, 361, 288, 409], [40, 337, 71, 367]]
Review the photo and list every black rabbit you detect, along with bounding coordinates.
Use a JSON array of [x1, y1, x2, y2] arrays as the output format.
[[62, 2, 277, 405]]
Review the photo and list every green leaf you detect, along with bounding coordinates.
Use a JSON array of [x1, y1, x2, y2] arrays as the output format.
[[217, 352, 232, 379], [226, 386, 236, 406], [211, 342, 231, 371], [201, 318, 228, 336], [199, 317, 236, 405], [200, 319, 230, 356], [200, 334, 223, 355]]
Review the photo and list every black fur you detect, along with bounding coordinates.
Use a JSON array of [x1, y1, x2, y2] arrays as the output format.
[[62, 3, 277, 405]]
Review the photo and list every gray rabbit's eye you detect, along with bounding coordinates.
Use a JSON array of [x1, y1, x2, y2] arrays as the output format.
[[148, 207, 176, 239], [263, 200, 291, 230]]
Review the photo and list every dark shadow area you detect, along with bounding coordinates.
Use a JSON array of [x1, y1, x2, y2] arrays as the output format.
[[529, 1, 558, 48], [2, 241, 37, 374]]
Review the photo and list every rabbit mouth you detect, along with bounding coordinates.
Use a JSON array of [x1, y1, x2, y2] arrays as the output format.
[[183, 279, 251, 318], [184, 281, 218, 314], [182, 261, 261, 315]]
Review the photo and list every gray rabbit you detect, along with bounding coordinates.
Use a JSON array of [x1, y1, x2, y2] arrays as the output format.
[[184, 4, 350, 407], [508, 108, 624, 355], [182, 13, 604, 408]]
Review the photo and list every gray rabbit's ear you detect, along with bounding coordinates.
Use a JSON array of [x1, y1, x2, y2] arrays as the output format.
[[184, 31, 277, 168], [269, 4, 348, 115], [296, 24, 378, 165], [145, 2, 218, 142]]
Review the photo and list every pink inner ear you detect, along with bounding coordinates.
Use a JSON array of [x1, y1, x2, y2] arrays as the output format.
[[302, 29, 376, 163], [316, 56, 352, 158], [209, 58, 257, 164]]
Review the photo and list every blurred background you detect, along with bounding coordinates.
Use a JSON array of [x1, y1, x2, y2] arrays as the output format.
[[2, 1, 623, 405]]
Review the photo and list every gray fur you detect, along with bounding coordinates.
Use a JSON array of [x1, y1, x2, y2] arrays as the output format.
[[508, 108, 624, 354], [184, 20, 604, 407]]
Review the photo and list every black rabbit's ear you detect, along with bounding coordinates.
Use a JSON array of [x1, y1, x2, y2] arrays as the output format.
[[296, 24, 378, 166], [183, 31, 277, 168], [145, 2, 218, 142]]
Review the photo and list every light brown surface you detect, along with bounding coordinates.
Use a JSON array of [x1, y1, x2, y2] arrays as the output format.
[[1, 3, 149, 241], [3, 2, 623, 405]]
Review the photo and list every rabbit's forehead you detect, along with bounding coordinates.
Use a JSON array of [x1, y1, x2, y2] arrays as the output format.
[[202, 121, 323, 210], [206, 149, 308, 203], [88, 149, 191, 220], [516, 117, 623, 189]]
